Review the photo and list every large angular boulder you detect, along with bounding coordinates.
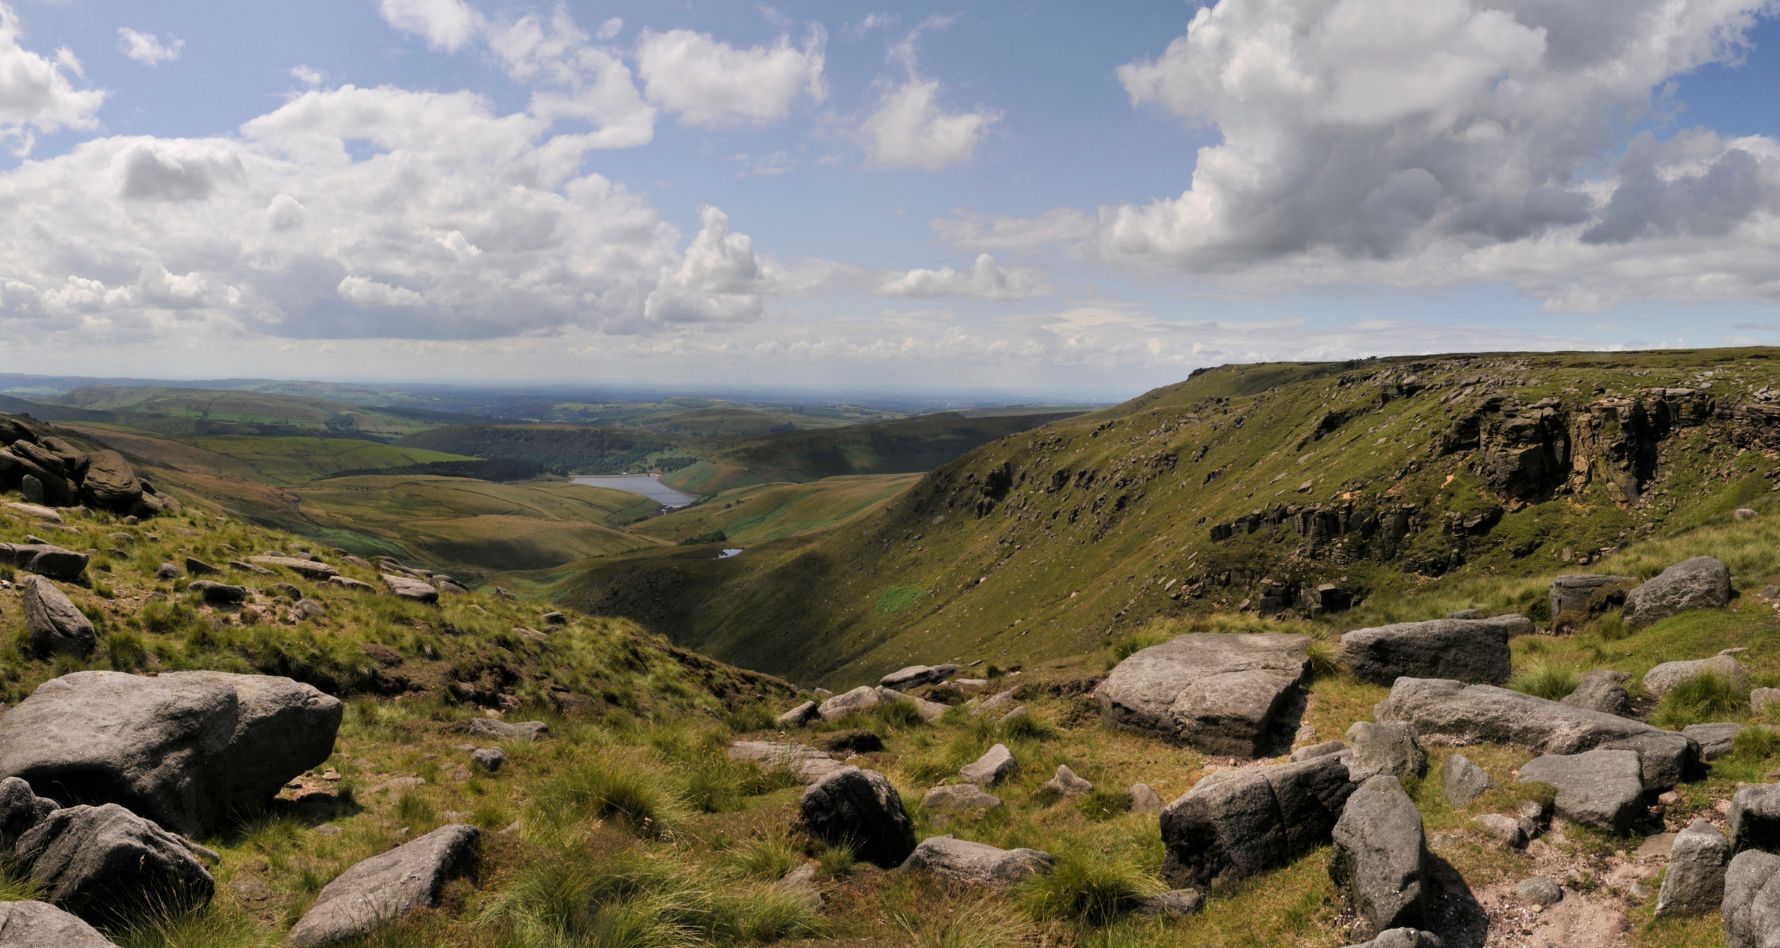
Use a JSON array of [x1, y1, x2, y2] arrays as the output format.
[[1731, 784, 1780, 853], [1331, 776, 1430, 937], [1339, 616, 1525, 686], [0, 543, 87, 581], [794, 768, 916, 868], [1656, 819, 1729, 919], [879, 664, 958, 689], [1097, 633, 1309, 756], [1516, 749, 1645, 833], [1377, 678, 1697, 790], [899, 836, 1053, 887], [1726, 849, 1780, 948], [78, 450, 141, 511], [15, 803, 214, 924], [1550, 574, 1636, 618], [726, 741, 844, 784], [20, 576, 95, 658], [288, 824, 479, 947], [776, 701, 819, 727], [1561, 670, 1632, 716], [0, 900, 116, 947], [1161, 753, 1354, 893], [1345, 721, 1426, 782], [0, 671, 344, 836], [1644, 651, 1750, 699], [1624, 556, 1732, 627]]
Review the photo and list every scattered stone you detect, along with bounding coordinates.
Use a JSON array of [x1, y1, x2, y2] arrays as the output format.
[[188, 580, 247, 606], [960, 744, 1017, 786], [0, 776, 56, 850], [1738, 508, 1759, 521], [1345, 930, 1445, 948], [0, 900, 115, 947], [1378, 678, 1696, 790], [1549, 575, 1636, 618], [1042, 764, 1092, 796], [16, 803, 214, 924], [1731, 784, 1780, 852], [288, 825, 479, 947], [727, 741, 844, 784], [1655, 819, 1729, 919], [1755, 688, 1780, 715], [1330, 775, 1431, 936], [1442, 753, 1494, 807], [794, 768, 915, 868], [876, 686, 948, 722], [230, 874, 275, 902], [816, 730, 883, 754], [1562, 670, 1633, 717], [0, 671, 343, 837], [879, 664, 958, 689], [295, 599, 327, 619], [1097, 632, 1310, 756], [974, 689, 1018, 717], [463, 719, 549, 742], [470, 748, 505, 773], [1624, 556, 1732, 627], [155, 562, 179, 580], [1345, 721, 1427, 782], [1471, 813, 1526, 849], [776, 701, 819, 727], [6, 502, 61, 523], [1339, 616, 1526, 686], [325, 576, 374, 593], [1725, 849, 1780, 947], [1516, 749, 1645, 833], [250, 555, 337, 580], [1684, 722, 1746, 761], [1161, 753, 1355, 893], [1515, 876, 1563, 907], [20, 575, 95, 658], [922, 784, 1001, 812], [184, 557, 220, 576], [899, 836, 1053, 887], [1128, 782, 1165, 813], [382, 574, 439, 603], [1293, 740, 1348, 762], [1135, 888, 1205, 917], [1, 542, 88, 581], [541, 611, 567, 626], [1645, 651, 1750, 700], [817, 685, 881, 721]]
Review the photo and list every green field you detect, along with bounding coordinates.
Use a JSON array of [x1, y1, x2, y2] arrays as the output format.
[[52, 386, 445, 440], [634, 474, 920, 546]]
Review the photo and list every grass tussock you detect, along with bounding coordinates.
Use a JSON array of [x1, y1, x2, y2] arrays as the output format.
[[1653, 672, 1750, 729], [1508, 663, 1580, 701], [1020, 852, 1158, 927]]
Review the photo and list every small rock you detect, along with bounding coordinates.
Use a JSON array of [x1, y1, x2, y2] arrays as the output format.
[[960, 744, 1017, 786], [899, 836, 1053, 887], [1561, 670, 1632, 717], [1345, 721, 1426, 782], [20, 576, 95, 658], [1654, 819, 1728, 919], [1515, 876, 1563, 907], [1442, 753, 1494, 807], [795, 768, 915, 868], [776, 701, 819, 727], [1135, 888, 1204, 917], [1292, 740, 1347, 762], [188, 580, 247, 605], [1684, 722, 1745, 761], [1128, 782, 1165, 813], [463, 719, 549, 742], [1471, 813, 1527, 849], [1042, 764, 1092, 796], [0, 900, 114, 947], [288, 825, 479, 947], [922, 784, 1001, 812], [470, 748, 506, 773]]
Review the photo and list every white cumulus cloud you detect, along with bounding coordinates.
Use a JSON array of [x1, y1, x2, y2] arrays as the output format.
[[877, 254, 1046, 300], [645, 206, 770, 324], [0, 4, 105, 155], [117, 27, 183, 66], [636, 27, 825, 126], [376, 0, 484, 53]]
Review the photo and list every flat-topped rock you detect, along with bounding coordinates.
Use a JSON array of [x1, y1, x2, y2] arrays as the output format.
[[1550, 575, 1635, 617], [817, 685, 880, 721], [727, 741, 844, 784], [922, 784, 1001, 812], [879, 664, 958, 689], [188, 580, 247, 605], [0, 900, 115, 947], [899, 836, 1053, 887], [251, 555, 337, 579], [1377, 677, 1696, 790], [1097, 632, 1309, 757], [1338, 616, 1524, 686], [0, 671, 343, 836], [960, 743, 1016, 786], [1331, 775, 1430, 936], [382, 574, 439, 603], [1645, 652, 1750, 699], [289, 824, 479, 946], [463, 719, 549, 742], [1161, 753, 1354, 893], [1624, 556, 1732, 626], [1517, 748, 1645, 832]]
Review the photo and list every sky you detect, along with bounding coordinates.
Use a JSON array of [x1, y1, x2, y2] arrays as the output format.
[[0, 0, 1778, 402]]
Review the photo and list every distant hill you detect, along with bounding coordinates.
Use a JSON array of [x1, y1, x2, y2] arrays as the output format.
[[398, 424, 693, 476]]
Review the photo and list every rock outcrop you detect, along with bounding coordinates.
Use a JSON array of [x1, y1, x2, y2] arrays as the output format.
[[1, 543, 88, 581], [727, 741, 844, 784], [879, 664, 958, 689], [0, 416, 164, 517], [1098, 633, 1309, 756], [1550, 575, 1635, 618], [1339, 616, 1524, 685], [1160, 753, 1354, 893], [0, 671, 343, 836], [288, 824, 480, 946]]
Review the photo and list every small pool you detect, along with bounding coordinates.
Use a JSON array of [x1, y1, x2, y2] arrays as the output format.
[[569, 474, 698, 508]]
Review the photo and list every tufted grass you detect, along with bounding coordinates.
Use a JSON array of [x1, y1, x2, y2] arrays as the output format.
[[1652, 672, 1751, 729]]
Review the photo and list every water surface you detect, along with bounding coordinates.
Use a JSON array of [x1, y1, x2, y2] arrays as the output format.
[[570, 473, 697, 508]]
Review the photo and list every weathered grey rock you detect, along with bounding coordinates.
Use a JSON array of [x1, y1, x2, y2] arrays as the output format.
[[1732, 783, 1780, 853], [1161, 753, 1354, 893], [1515, 876, 1563, 907], [876, 686, 948, 722], [1339, 616, 1526, 686], [879, 664, 958, 689], [1646, 652, 1750, 699], [1562, 670, 1633, 716], [817, 685, 881, 721], [1345, 721, 1426, 782], [727, 741, 844, 784], [1, 542, 87, 581], [6, 501, 61, 523], [251, 555, 337, 579], [1550, 575, 1636, 617], [922, 784, 1001, 812], [1726, 849, 1780, 948], [1656, 819, 1729, 919], [1128, 782, 1164, 813], [326, 576, 374, 593], [295, 599, 327, 619], [1330, 775, 1430, 936], [0, 671, 343, 836], [382, 574, 438, 603], [795, 767, 915, 868], [1043, 764, 1092, 796], [16, 803, 213, 924], [0, 900, 116, 947], [1625, 556, 1733, 626], [288, 824, 479, 947], [18, 474, 42, 504], [463, 719, 548, 742], [960, 744, 1016, 786], [1378, 678, 1696, 789], [188, 580, 247, 605], [899, 836, 1053, 887], [1516, 749, 1645, 833], [0, 776, 56, 850], [1442, 753, 1494, 807], [541, 611, 567, 626], [776, 701, 819, 727], [1756, 688, 1780, 715], [1135, 888, 1204, 917], [1345, 930, 1445, 948], [470, 748, 505, 773], [1685, 722, 1746, 761], [155, 562, 179, 580], [77, 451, 141, 512], [20, 575, 94, 658], [974, 689, 1017, 717], [1293, 740, 1348, 762], [184, 556, 219, 576], [1471, 813, 1526, 849], [1516, 798, 1551, 840], [1097, 632, 1310, 756]]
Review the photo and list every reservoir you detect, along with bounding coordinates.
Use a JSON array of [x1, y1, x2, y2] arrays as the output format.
[[569, 474, 698, 509]]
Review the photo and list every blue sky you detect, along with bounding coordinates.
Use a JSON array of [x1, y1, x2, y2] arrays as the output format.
[[1, 1, 1778, 401]]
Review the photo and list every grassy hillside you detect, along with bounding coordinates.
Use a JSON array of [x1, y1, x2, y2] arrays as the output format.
[[539, 397, 901, 435], [50, 386, 451, 440], [398, 424, 694, 476], [633, 474, 919, 547], [558, 349, 1780, 685]]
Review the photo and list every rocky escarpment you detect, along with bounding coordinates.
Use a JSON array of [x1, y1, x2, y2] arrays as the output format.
[[0, 414, 169, 518]]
